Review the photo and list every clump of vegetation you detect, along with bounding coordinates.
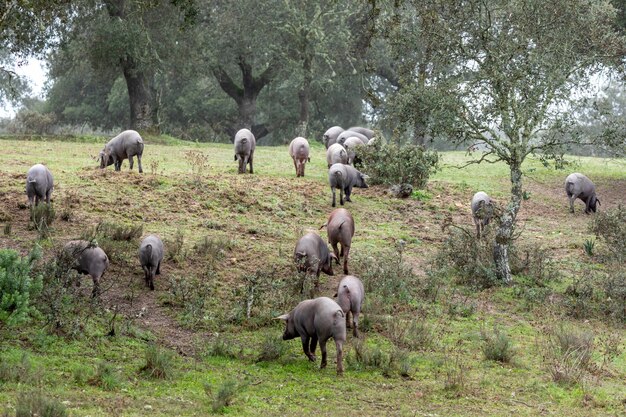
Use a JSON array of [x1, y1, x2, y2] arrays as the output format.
[[30, 203, 56, 238], [194, 236, 231, 265], [256, 333, 287, 362], [589, 205, 626, 262], [386, 317, 437, 351], [442, 351, 469, 394], [185, 150, 211, 185], [88, 361, 120, 391], [205, 379, 239, 414], [141, 343, 174, 379], [481, 326, 515, 363], [0, 353, 36, 385], [3, 222, 12, 235], [96, 220, 143, 241], [542, 325, 594, 385], [163, 271, 215, 328], [14, 390, 67, 417], [206, 336, 242, 360], [166, 228, 186, 263], [583, 239, 595, 257], [355, 142, 439, 188], [0, 248, 43, 326]]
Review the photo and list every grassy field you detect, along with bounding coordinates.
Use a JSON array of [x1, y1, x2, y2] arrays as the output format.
[[0, 135, 624, 416]]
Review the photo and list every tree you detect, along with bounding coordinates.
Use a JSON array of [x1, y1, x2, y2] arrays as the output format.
[[432, 0, 625, 283]]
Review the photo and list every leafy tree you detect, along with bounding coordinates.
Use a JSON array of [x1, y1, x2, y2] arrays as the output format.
[[432, 0, 625, 283], [0, 247, 43, 326]]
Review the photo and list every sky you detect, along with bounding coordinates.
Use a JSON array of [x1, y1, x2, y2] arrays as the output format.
[[0, 57, 47, 118]]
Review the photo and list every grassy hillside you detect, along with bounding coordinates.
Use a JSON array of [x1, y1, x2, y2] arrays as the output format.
[[0, 136, 624, 416]]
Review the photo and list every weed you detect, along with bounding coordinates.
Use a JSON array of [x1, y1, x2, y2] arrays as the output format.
[[88, 361, 119, 391], [447, 299, 477, 318], [194, 236, 230, 265], [542, 325, 594, 385], [149, 158, 162, 176], [163, 271, 214, 328], [0, 353, 33, 384], [205, 379, 239, 413], [256, 333, 287, 362], [72, 364, 93, 385], [166, 228, 186, 263], [386, 318, 436, 351], [3, 222, 11, 235], [185, 150, 211, 185], [583, 239, 595, 257], [14, 390, 67, 417], [589, 205, 626, 262], [412, 189, 432, 201], [442, 351, 469, 394], [481, 326, 515, 363], [141, 343, 174, 379], [30, 203, 55, 238], [96, 220, 143, 241]]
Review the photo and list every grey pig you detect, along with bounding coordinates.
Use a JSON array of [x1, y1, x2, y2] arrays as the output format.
[[139, 235, 164, 291], [25, 164, 54, 207], [565, 173, 600, 214], [336, 130, 369, 146], [323, 126, 344, 149], [277, 296, 346, 375], [289, 137, 310, 177], [471, 191, 494, 238], [347, 126, 375, 139], [342, 137, 364, 165], [234, 128, 256, 174], [334, 275, 364, 338], [326, 143, 348, 168], [321, 208, 355, 275], [99, 130, 144, 172], [328, 163, 368, 207], [294, 232, 337, 294], [63, 240, 109, 297]]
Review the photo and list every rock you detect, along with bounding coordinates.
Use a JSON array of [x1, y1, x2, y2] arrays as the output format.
[[390, 183, 413, 198]]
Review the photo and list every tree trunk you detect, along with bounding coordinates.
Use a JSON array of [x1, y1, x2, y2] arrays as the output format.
[[296, 54, 312, 138], [122, 59, 159, 133], [493, 161, 523, 284]]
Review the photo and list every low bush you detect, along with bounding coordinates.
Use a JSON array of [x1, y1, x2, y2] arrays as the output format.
[[481, 327, 515, 363], [206, 379, 239, 414], [14, 390, 67, 417], [589, 205, 626, 262], [355, 142, 439, 188], [96, 220, 143, 241], [256, 333, 287, 362], [542, 325, 594, 385], [0, 248, 43, 326], [88, 361, 119, 391], [141, 343, 174, 379], [30, 204, 56, 238]]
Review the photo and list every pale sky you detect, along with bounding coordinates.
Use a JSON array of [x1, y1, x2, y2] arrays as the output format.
[[0, 57, 47, 118]]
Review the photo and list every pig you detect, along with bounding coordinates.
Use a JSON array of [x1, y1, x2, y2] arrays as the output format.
[[289, 137, 310, 177], [347, 126, 375, 140], [471, 191, 494, 238], [328, 163, 369, 207], [25, 164, 54, 207], [63, 240, 109, 297], [334, 275, 365, 338], [294, 232, 337, 293], [342, 136, 364, 165], [321, 208, 355, 275], [565, 173, 600, 214], [138, 235, 164, 291], [326, 143, 348, 168], [234, 128, 256, 174], [336, 130, 369, 146], [277, 297, 346, 375], [323, 126, 344, 149], [99, 130, 144, 173]]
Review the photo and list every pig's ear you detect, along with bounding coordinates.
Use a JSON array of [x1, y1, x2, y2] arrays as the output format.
[[275, 314, 289, 321]]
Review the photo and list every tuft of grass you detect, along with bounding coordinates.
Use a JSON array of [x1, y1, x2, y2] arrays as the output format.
[[140, 343, 174, 379], [583, 239, 595, 257], [166, 228, 186, 263], [481, 327, 515, 363], [88, 361, 120, 391], [14, 390, 67, 417], [542, 325, 594, 386], [256, 333, 287, 362], [30, 203, 55, 238], [205, 379, 239, 414], [3, 222, 11, 235], [96, 220, 143, 241]]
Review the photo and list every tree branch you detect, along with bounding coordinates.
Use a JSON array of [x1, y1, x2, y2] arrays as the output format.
[[211, 65, 243, 104]]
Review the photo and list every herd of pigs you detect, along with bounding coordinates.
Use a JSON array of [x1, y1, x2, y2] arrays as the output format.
[[20, 127, 601, 375]]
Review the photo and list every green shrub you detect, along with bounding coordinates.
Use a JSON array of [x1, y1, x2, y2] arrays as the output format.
[[589, 205, 626, 262], [141, 343, 174, 379], [96, 220, 143, 241], [88, 361, 119, 391], [0, 248, 43, 326], [14, 390, 67, 417], [30, 204, 55, 238], [205, 379, 239, 413], [256, 333, 287, 362], [355, 142, 439, 188], [543, 325, 594, 385], [481, 327, 515, 363]]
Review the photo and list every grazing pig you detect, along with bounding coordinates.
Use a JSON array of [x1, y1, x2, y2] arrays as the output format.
[[234, 128, 256, 174], [471, 191, 494, 238], [277, 297, 346, 375], [63, 240, 109, 297], [342, 136, 364, 165], [328, 163, 368, 207], [326, 143, 348, 168], [99, 130, 144, 173], [294, 232, 337, 293], [138, 235, 164, 291], [25, 164, 54, 207], [334, 275, 365, 338], [336, 130, 369, 146], [347, 126, 375, 140], [323, 126, 344, 149], [289, 137, 310, 177], [321, 208, 355, 275], [565, 173, 600, 214]]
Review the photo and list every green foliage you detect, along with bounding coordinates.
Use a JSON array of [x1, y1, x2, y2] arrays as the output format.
[[166, 228, 186, 263], [88, 361, 119, 391], [0, 352, 36, 385], [30, 203, 56, 239], [0, 248, 43, 326], [356, 142, 439, 188], [206, 379, 239, 413], [481, 327, 515, 363], [583, 239, 595, 257], [589, 205, 626, 262], [256, 333, 287, 362], [14, 390, 67, 417], [96, 221, 143, 242], [346, 339, 411, 377], [141, 343, 174, 379], [542, 325, 594, 386]]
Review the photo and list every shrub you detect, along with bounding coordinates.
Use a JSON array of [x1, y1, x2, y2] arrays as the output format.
[[542, 325, 594, 385], [0, 248, 43, 326], [14, 390, 67, 417], [256, 333, 287, 362], [355, 142, 439, 188], [88, 361, 119, 391], [386, 318, 437, 351], [442, 352, 469, 394], [163, 271, 215, 328], [141, 343, 174, 379], [185, 150, 211, 185], [206, 379, 239, 414], [166, 228, 186, 263], [589, 205, 626, 262], [0, 352, 35, 384], [96, 220, 143, 241], [30, 204, 55, 238], [194, 236, 231, 266], [481, 327, 515, 363]]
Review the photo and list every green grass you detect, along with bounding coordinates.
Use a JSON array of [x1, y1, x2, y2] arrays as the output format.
[[0, 136, 624, 416]]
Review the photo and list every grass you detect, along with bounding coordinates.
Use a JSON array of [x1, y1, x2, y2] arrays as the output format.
[[0, 135, 624, 416]]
